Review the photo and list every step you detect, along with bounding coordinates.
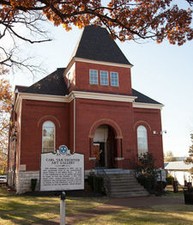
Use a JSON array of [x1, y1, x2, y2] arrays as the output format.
[[101, 170, 149, 198]]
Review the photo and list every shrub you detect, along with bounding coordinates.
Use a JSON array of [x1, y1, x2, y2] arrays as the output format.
[[166, 174, 174, 185], [87, 174, 105, 194], [135, 152, 158, 194]]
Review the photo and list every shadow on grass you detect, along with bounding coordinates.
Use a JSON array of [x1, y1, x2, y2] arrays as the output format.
[[0, 187, 106, 225], [0, 197, 60, 225]]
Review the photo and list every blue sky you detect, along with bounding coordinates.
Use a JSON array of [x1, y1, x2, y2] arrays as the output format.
[[11, 24, 193, 157]]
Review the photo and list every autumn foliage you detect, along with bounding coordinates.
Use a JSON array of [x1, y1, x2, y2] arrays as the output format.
[[0, 0, 193, 45], [0, 78, 12, 170]]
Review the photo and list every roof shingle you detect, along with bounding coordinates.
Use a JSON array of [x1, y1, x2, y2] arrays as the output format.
[[20, 68, 68, 96], [74, 25, 132, 65]]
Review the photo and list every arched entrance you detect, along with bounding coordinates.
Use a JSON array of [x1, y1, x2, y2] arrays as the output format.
[[93, 125, 117, 168]]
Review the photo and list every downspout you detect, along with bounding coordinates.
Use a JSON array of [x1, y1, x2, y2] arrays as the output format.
[[73, 97, 76, 153]]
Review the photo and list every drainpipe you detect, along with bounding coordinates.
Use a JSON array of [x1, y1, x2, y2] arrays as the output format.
[[73, 97, 76, 153]]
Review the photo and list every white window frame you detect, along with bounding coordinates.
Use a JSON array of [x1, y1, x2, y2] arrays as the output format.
[[110, 72, 119, 87], [137, 125, 148, 155], [89, 69, 98, 85], [100, 70, 109, 86], [42, 121, 55, 153]]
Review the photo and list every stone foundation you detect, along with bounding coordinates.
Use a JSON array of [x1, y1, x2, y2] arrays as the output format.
[[16, 171, 40, 194]]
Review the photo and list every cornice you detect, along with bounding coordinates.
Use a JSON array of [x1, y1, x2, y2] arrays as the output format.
[[70, 91, 137, 102], [14, 91, 163, 112], [74, 57, 133, 69], [133, 102, 164, 110]]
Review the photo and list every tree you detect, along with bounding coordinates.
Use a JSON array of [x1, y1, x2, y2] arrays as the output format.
[[0, 78, 12, 174], [164, 150, 177, 162], [185, 133, 193, 163], [0, 0, 192, 74], [0, 0, 193, 48]]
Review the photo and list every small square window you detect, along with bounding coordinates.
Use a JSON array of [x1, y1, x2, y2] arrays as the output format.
[[110, 72, 119, 87], [100, 71, 109, 86], [89, 69, 98, 85]]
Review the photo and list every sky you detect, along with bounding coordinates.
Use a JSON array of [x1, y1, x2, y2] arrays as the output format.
[[8, 5, 193, 158]]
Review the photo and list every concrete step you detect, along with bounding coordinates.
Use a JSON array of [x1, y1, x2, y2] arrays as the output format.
[[101, 169, 149, 198]]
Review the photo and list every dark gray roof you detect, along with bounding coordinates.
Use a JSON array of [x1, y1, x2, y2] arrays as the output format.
[[20, 68, 68, 96], [74, 25, 132, 65], [132, 89, 161, 105]]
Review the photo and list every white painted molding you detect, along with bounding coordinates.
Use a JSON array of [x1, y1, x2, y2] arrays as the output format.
[[14, 91, 163, 112], [133, 102, 164, 110], [74, 57, 133, 68], [70, 91, 137, 103]]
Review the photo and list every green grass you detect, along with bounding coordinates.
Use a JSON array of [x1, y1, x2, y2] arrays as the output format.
[[76, 205, 193, 225], [0, 187, 106, 225], [0, 187, 193, 225]]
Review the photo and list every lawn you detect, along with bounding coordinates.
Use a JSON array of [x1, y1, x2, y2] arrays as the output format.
[[76, 206, 193, 225], [0, 186, 193, 225], [0, 186, 106, 225]]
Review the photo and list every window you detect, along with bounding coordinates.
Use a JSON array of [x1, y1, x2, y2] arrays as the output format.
[[89, 69, 98, 85], [137, 125, 148, 155], [42, 121, 55, 153], [110, 72, 119, 87], [100, 71, 109, 86]]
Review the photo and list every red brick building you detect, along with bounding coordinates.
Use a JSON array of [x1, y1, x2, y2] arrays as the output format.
[[8, 26, 164, 193]]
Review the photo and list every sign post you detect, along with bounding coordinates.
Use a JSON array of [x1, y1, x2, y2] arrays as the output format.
[[60, 192, 66, 225], [40, 145, 84, 224]]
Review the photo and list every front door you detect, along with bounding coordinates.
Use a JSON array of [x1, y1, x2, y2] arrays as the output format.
[[93, 125, 117, 168]]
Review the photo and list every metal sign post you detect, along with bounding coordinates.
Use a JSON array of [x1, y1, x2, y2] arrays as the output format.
[[60, 192, 66, 225]]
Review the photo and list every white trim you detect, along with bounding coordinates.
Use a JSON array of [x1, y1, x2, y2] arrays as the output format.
[[15, 92, 163, 111], [133, 102, 163, 110], [70, 91, 137, 103], [74, 57, 133, 68], [17, 92, 69, 103]]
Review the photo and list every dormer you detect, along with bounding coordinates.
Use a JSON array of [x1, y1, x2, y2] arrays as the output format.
[[64, 25, 133, 95]]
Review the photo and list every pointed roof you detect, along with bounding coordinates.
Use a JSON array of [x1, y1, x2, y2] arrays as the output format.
[[74, 25, 132, 65], [19, 68, 68, 96]]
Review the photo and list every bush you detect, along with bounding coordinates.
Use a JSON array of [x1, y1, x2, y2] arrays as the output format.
[[166, 174, 174, 185], [137, 174, 156, 193], [135, 152, 157, 194], [88, 175, 105, 194]]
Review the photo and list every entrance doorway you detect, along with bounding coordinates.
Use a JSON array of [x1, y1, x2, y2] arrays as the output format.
[[93, 125, 117, 168]]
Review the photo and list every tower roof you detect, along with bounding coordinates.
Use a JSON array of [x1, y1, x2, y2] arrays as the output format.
[[74, 25, 132, 65]]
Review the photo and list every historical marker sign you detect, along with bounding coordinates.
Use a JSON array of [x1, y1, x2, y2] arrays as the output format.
[[40, 146, 84, 191]]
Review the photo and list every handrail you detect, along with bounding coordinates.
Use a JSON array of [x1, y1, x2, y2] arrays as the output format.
[[95, 167, 111, 196]]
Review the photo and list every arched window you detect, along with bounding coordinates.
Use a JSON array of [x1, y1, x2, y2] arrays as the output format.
[[42, 121, 55, 153], [137, 125, 148, 155]]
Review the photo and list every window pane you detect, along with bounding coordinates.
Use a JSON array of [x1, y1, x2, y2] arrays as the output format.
[[42, 121, 55, 153], [89, 69, 98, 85], [110, 72, 119, 87], [100, 71, 109, 86], [137, 125, 148, 155]]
